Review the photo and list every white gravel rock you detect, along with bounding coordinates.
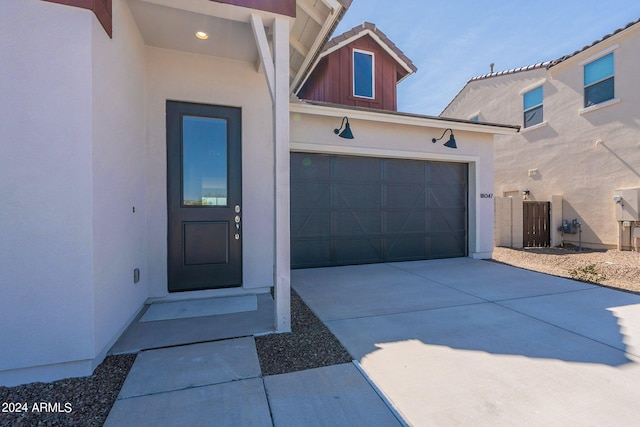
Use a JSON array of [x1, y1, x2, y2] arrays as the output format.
[[492, 246, 640, 293]]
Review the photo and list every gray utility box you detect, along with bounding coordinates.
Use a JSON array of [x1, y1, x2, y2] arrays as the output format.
[[558, 219, 577, 234], [614, 188, 640, 221]]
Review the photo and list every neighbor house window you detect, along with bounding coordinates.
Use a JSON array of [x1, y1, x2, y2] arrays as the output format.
[[523, 86, 543, 128], [584, 53, 614, 107], [353, 50, 374, 98], [470, 115, 479, 122]]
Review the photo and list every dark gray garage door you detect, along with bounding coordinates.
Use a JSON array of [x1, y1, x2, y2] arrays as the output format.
[[290, 153, 468, 269]]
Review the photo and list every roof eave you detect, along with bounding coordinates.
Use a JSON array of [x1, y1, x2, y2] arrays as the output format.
[[290, 0, 352, 94], [548, 17, 640, 69]]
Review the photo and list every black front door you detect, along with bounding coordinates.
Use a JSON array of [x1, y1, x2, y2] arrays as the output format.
[[167, 101, 242, 292]]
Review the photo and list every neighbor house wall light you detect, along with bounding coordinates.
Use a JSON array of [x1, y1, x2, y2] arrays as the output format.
[[334, 116, 354, 139], [432, 128, 457, 149]]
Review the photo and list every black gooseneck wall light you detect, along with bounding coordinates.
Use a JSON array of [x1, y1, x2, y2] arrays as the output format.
[[432, 128, 457, 149], [334, 116, 354, 139]]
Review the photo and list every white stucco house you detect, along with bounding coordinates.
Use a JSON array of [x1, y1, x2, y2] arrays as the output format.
[[1, 0, 517, 386], [441, 19, 640, 251]]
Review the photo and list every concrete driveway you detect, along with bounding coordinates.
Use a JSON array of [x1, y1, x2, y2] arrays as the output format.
[[292, 258, 640, 426]]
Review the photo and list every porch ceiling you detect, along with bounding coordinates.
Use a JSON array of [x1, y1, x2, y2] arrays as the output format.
[[127, 0, 348, 93]]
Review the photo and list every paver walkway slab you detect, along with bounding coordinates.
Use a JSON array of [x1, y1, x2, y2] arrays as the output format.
[[264, 363, 403, 426], [118, 337, 261, 399], [105, 378, 272, 427]]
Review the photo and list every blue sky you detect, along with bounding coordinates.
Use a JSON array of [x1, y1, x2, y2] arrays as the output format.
[[334, 1, 640, 115]]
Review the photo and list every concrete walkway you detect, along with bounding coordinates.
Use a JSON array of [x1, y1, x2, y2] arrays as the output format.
[[106, 258, 640, 426], [293, 258, 640, 426], [105, 336, 402, 426]]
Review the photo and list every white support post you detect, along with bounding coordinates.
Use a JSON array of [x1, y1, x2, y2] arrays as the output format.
[[250, 14, 276, 102], [272, 16, 291, 332]]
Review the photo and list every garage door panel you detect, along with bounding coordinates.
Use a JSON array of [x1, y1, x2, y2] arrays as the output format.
[[429, 210, 466, 233], [291, 153, 467, 268], [291, 240, 331, 267], [291, 182, 331, 207], [335, 238, 382, 264], [429, 234, 466, 258], [335, 184, 381, 208], [386, 185, 425, 208], [334, 156, 381, 182], [387, 237, 426, 261], [336, 211, 382, 235], [291, 211, 331, 237], [428, 162, 467, 185], [428, 186, 467, 208], [383, 159, 425, 183], [291, 153, 332, 180], [387, 211, 427, 234]]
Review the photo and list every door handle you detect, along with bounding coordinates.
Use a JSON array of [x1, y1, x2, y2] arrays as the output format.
[[234, 206, 241, 240]]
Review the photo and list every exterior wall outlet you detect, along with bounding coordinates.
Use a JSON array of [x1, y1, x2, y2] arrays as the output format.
[[134, 268, 140, 284]]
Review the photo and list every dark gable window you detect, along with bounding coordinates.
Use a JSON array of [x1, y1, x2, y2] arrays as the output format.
[[353, 50, 374, 98], [584, 53, 614, 107], [523, 86, 543, 128]]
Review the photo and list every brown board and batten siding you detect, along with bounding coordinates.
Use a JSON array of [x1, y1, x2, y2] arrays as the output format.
[[299, 34, 409, 112]]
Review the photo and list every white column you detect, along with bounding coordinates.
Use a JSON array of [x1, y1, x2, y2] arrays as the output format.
[[250, 14, 291, 332], [272, 16, 291, 332]]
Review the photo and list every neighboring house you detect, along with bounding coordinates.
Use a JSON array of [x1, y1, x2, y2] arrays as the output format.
[[441, 19, 640, 251], [1, 0, 516, 386]]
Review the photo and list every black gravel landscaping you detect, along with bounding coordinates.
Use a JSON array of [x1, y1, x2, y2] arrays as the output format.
[[1, 290, 351, 426], [0, 354, 136, 427], [255, 290, 352, 376]]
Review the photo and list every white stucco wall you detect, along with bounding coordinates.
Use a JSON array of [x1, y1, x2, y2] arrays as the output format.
[[0, 0, 95, 385], [443, 26, 640, 249], [145, 47, 275, 298], [91, 0, 148, 361], [0, 0, 152, 386], [290, 106, 497, 259]]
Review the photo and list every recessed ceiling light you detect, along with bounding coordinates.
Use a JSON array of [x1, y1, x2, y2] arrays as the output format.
[[195, 31, 209, 40]]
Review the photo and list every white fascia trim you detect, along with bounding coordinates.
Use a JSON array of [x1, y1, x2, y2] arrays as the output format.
[[320, 29, 415, 76], [290, 102, 520, 135], [519, 79, 547, 96], [578, 43, 620, 66], [290, 142, 481, 164]]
